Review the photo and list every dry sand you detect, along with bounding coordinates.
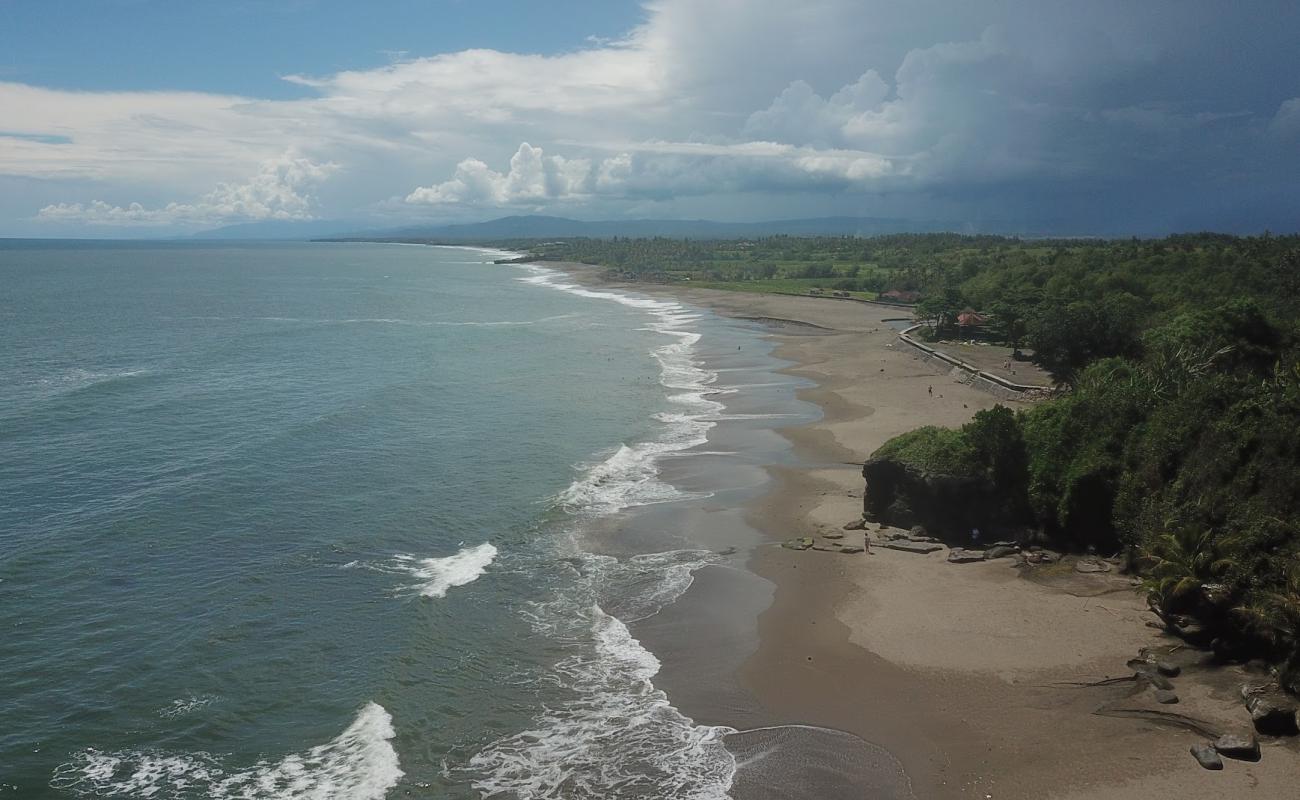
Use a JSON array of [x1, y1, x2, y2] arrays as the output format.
[[551, 265, 1299, 798]]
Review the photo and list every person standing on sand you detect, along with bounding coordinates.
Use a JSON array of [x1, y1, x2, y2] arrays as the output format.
[[928, 385, 933, 396]]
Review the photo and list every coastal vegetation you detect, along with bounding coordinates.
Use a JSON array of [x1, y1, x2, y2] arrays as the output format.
[[503, 231, 1300, 689]]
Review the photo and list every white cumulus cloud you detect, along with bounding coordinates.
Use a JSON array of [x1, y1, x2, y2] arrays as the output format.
[[37, 153, 338, 226]]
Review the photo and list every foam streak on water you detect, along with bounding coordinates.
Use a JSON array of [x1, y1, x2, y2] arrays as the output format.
[[518, 265, 725, 515], [460, 262, 739, 798], [467, 551, 736, 800], [394, 542, 498, 598], [52, 703, 402, 799]]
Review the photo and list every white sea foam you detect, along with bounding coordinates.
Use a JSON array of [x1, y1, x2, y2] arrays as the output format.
[[389, 542, 498, 598], [157, 694, 217, 720], [52, 702, 402, 799], [468, 606, 735, 800], [519, 265, 725, 514]]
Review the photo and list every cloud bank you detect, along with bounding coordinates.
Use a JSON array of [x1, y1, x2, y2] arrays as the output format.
[[4, 0, 1299, 234]]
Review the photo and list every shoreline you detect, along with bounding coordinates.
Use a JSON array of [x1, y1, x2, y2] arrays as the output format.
[[543, 261, 1299, 799]]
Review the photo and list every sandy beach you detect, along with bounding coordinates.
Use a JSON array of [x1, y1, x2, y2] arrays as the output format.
[[554, 264, 1300, 799]]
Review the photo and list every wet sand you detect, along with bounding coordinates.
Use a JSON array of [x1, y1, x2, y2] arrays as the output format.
[[552, 264, 1299, 799]]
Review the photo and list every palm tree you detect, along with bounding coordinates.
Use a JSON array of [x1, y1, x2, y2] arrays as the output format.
[[1141, 527, 1232, 621]]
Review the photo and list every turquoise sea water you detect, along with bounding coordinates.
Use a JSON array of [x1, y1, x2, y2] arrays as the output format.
[[0, 241, 807, 798]]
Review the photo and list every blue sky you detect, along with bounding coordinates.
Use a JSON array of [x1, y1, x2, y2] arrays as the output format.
[[1, 1, 644, 98], [2, 0, 1298, 237]]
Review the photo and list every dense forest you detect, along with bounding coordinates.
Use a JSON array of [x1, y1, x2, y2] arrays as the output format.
[[510, 232, 1300, 688]]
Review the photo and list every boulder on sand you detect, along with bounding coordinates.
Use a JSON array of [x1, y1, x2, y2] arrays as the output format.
[[843, 519, 868, 531], [1153, 689, 1179, 704], [782, 537, 813, 551], [984, 545, 1018, 560], [1247, 696, 1300, 737], [947, 548, 984, 564], [1190, 743, 1223, 770], [1213, 733, 1261, 761]]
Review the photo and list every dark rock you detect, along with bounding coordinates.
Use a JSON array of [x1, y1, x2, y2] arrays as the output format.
[[885, 530, 910, 541], [716, 546, 738, 556], [1247, 696, 1299, 736], [909, 525, 928, 538], [862, 456, 1010, 539], [1213, 734, 1261, 761], [1136, 670, 1174, 691], [984, 545, 1018, 560], [1153, 689, 1179, 704], [782, 537, 813, 551], [879, 540, 943, 554], [843, 519, 867, 531], [1155, 660, 1181, 677], [1190, 743, 1223, 770], [839, 546, 866, 554], [947, 548, 984, 564]]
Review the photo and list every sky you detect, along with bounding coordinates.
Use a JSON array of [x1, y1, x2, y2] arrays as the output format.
[[2, 0, 1298, 237]]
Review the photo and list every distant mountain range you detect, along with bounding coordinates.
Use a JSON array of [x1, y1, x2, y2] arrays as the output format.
[[194, 214, 1063, 241]]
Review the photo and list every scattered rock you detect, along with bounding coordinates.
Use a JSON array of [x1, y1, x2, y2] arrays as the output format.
[[823, 532, 845, 540], [1155, 660, 1181, 677], [1023, 551, 1060, 565], [1213, 733, 1261, 762], [811, 543, 841, 552], [947, 548, 985, 564], [984, 545, 1018, 560], [782, 537, 813, 551], [843, 519, 867, 531], [909, 525, 928, 538], [884, 530, 910, 541], [1135, 670, 1175, 691], [1153, 689, 1179, 704], [1190, 743, 1223, 770], [1074, 558, 1111, 573], [839, 546, 866, 554], [1247, 696, 1300, 736], [878, 540, 943, 554], [715, 546, 738, 556]]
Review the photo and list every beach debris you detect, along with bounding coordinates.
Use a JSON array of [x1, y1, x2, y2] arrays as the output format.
[[947, 548, 984, 564], [782, 537, 814, 551], [843, 518, 868, 531], [1190, 743, 1224, 770], [1246, 696, 1299, 736], [879, 540, 943, 554], [1213, 733, 1261, 761], [1154, 689, 1180, 704]]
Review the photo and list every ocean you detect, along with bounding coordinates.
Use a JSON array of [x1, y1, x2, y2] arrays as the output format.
[[0, 241, 815, 798]]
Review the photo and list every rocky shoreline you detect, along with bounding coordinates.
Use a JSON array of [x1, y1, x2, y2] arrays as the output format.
[[546, 264, 1300, 798]]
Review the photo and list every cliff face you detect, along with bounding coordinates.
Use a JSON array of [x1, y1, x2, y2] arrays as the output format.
[[861, 457, 1010, 542]]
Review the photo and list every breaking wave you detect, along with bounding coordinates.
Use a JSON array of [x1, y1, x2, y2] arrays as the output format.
[[51, 702, 402, 799]]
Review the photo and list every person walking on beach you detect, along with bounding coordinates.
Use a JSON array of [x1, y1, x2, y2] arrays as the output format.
[[928, 385, 933, 396]]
